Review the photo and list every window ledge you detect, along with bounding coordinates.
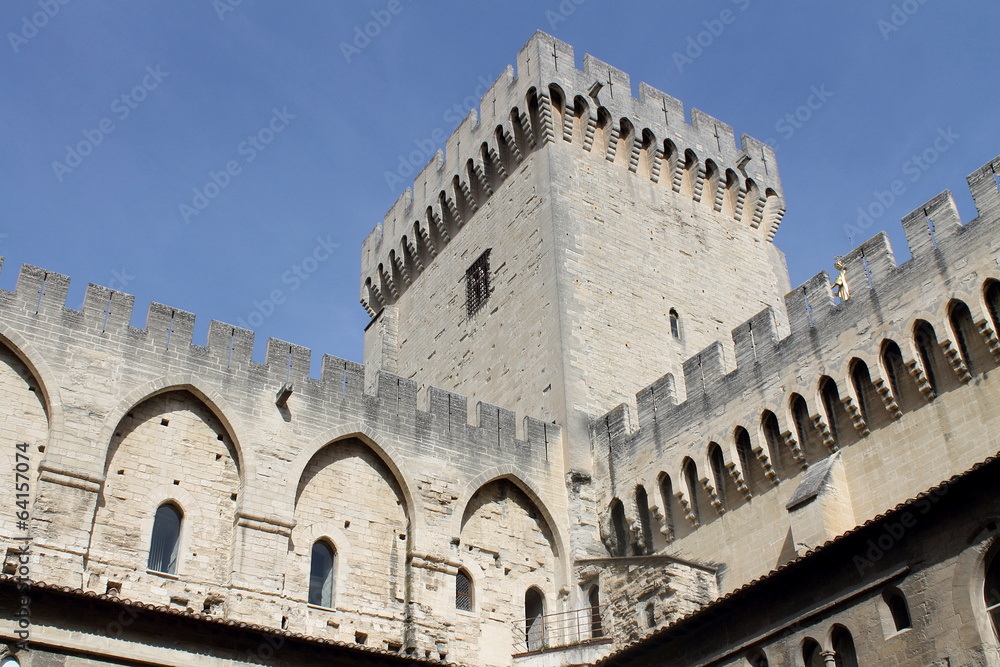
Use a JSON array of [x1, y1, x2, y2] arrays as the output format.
[[456, 609, 477, 618], [307, 603, 338, 613], [145, 569, 179, 580]]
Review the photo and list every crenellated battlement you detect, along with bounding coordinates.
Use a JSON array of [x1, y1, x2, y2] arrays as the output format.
[[593, 154, 1000, 497], [0, 261, 559, 456], [359, 30, 787, 316]]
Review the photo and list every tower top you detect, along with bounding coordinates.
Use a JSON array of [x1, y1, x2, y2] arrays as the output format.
[[359, 31, 785, 316]]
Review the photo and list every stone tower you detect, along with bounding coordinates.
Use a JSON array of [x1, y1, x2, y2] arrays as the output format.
[[360, 31, 792, 473]]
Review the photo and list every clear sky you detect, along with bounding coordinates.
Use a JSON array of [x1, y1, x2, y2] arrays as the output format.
[[2, 1, 998, 374]]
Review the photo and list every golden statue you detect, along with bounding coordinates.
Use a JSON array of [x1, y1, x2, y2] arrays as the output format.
[[832, 258, 850, 302]]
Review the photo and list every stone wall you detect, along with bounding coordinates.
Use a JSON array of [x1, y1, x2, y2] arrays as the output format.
[[592, 156, 1000, 597], [0, 258, 570, 665]]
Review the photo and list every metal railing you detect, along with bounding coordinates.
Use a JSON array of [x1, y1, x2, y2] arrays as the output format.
[[512, 605, 610, 654]]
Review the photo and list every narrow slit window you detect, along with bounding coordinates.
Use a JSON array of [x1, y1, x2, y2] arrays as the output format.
[[669, 309, 680, 339], [466, 249, 492, 318], [821, 379, 841, 443], [949, 302, 976, 373], [709, 445, 727, 507], [915, 322, 939, 394]]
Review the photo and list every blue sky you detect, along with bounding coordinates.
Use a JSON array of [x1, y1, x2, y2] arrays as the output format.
[[2, 1, 998, 374]]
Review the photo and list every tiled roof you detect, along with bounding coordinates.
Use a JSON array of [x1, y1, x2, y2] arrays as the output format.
[[0, 573, 461, 666]]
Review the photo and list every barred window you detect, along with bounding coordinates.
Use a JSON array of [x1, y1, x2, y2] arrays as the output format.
[[456, 569, 472, 611], [466, 250, 491, 318]]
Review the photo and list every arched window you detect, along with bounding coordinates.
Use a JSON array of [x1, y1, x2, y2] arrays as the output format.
[[309, 540, 335, 608], [610, 499, 629, 557], [986, 280, 1000, 333], [850, 361, 871, 424], [659, 474, 675, 541], [525, 588, 545, 651], [147, 503, 181, 575], [881, 340, 917, 411], [644, 601, 656, 628], [735, 427, 759, 493], [914, 321, 940, 395], [950, 301, 980, 373], [669, 309, 680, 339], [802, 639, 824, 667], [455, 569, 472, 612], [791, 394, 820, 462], [884, 588, 912, 632], [831, 626, 859, 667], [635, 486, 653, 555], [683, 459, 700, 522], [762, 411, 788, 475], [708, 444, 728, 507], [820, 378, 841, 444], [986, 551, 1000, 640], [589, 586, 603, 638], [745, 648, 768, 667]]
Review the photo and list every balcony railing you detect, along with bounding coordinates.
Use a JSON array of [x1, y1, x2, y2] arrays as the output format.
[[512, 605, 611, 655]]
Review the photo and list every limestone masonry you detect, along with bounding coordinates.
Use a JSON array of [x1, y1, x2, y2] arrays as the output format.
[[2, 30, 1000, 667]]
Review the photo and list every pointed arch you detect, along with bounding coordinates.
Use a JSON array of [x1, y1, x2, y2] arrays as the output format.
[[850, 357, 886, 430], [744, 178, 763, 227], [682, 149, 700, 198], [451, 465, 566, 564], [819, 375, 850, 447], [634, 484, 653, 554], [608, 497, 629, 557], [0, 327, 58, 427], [658, 472, 676, 542], [572, 95, 591, 145], [682, 457, 701, 523], [663, 139, 680, 191], [94, 375, 254, 489], [0, 323, 63, 471], [735, 426, 765, 494], [290, 423, 419, 539], [789, 393, 824, 464], [914, 319, 953, 395], [761, 410, 794, 477], [723, 168, 740, 218], [949, 299, 992, 373], [880, 339, 921, 413], [704, 159, 722, 211], [984, 279, 1000, 333], [707, 442, 730, 509]]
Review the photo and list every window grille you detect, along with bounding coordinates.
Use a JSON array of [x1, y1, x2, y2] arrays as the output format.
[[456, 570, 472, 611], [466, 250, 491, 318]]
